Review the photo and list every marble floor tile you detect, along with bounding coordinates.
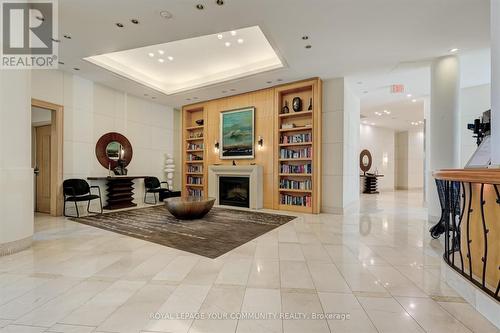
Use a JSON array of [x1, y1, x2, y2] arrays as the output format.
[[215, 258, 252, 286], [97, 284, 176, 333], [281, 290, 330, 333], [437, 301, 500, 333], [307, 262, 351, 293], [47, 323, 96, 333], [0, 325, 47, 333], [280, 261, 315, 290], [59, 280, 146, 326], [247, 259, 280, 289], [301, 244, 331, 262], [278, 243, 305, 261], [153, 255, 200, 282], [236, 288, 282, 333], [318, 292, 377, 333], [367, 265, 427, 297], [182, 258, 226, 285]]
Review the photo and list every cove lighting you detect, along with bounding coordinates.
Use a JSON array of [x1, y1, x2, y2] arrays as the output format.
[[449, 48, 459, 53], [84, 26, 283, 95]]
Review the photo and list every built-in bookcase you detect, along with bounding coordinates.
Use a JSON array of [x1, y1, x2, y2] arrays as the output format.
[[274, 79, 321, 213], [182, 106, 206, 196]]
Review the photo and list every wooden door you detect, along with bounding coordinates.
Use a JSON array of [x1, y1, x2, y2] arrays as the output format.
[[35, 125, 51, 213]]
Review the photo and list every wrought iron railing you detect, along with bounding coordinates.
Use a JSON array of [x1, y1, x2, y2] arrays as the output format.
[[435, 179, 500, 302]]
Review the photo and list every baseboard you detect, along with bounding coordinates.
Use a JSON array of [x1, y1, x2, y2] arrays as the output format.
[[321, 200, 360, 215], [0, 236, 32, 257]]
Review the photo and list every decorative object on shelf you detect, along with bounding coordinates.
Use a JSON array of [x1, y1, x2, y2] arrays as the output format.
[[359, 149, 372, 174], [164, 153, 175, 189], [232, 160, 236, 166], [282, 100, 289, 114], [281, 123, 296, 129], [195, 119, 204, 126], [257, 136, 264, 150], [308, 98, 313, 111], [220, 107, 255, 159], [95, 132, 133, 171], [292, 96, 302, 112], [214, 141, 220, 153]]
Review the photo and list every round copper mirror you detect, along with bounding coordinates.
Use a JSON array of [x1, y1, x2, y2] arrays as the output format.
[[95, 132, 133, 169], [359, 149, 372, 173]]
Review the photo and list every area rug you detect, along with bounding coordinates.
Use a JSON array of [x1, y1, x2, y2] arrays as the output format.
[[70, 206, 296, 258]]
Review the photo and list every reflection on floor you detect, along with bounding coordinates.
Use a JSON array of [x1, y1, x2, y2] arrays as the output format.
[[0, 190, 498, 333]]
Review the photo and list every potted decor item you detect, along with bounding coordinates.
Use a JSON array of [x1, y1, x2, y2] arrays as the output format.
[[292, 97, 302, 112], [282, 100, 290, 114], [308, 98, 313, 110], [195, 119, 204, 126]]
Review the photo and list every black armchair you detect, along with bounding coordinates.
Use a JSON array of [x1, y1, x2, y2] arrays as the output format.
[[144, 177, 171, 204], [63, 179, 103, 217]]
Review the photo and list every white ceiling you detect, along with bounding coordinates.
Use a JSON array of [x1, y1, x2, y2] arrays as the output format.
[[85, 26, 283, 95], [56, 0, 490, 107]]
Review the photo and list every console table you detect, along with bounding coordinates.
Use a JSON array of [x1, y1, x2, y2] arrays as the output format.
[[87, 176, 149, 210]]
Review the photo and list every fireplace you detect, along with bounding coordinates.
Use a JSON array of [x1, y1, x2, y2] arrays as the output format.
[[219, 176, 250, 208]]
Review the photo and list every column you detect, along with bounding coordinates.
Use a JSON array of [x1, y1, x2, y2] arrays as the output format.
[[0, 69, 33, 255], [427, 56, 461, 220], [491, 0, 500, 166]]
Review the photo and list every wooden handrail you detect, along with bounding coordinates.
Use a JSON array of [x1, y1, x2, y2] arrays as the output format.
[[433, 169, 500, 184]]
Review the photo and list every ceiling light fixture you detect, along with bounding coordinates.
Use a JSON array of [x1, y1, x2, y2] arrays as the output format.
[[144, 93, 149, 96], [237, 38, 244, 44], [266, 81, 272, 84], [116, 23, 124, 28], [222, 90, 227, 93], [449, 48, 459, 53], [406, 93, 412, 98], [384, 110, 391, 114], [302, 36, 309, 40], [159, 11, 173, 19], [131, 19, 139, 24], [375, 112, 382, 116], [158, 50, 165, 55], [152, 97, 156, 99], [63, 34, 71, 39], [225, 41, 231, 47], [305, 45, 312, 49], [217, 34, 223, 40], [230, 88, 236, 91], [371, 123, 376, 126], [167, 56, 174, 61], [276, 78, 283, 82], [230, 30, 237, 36], [216, 0, 224, 5], [196, 4, 204, 10], [412, 99, 417, 103], [193, 97, 199, 100], [58, 61, 64, 65], [148, 52, 154, 57], [73, 67, 80, 71], [158, 58, 165, 63]]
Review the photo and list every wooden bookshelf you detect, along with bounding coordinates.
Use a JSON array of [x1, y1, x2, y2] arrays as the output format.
[[274, 79, 321, 213], [182, 106, 206, 197]]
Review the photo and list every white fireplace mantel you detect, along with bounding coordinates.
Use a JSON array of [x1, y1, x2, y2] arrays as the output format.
[[208, 165, 263, 209]]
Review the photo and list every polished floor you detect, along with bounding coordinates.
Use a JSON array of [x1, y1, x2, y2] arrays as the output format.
[[0, 191, 498, 333]]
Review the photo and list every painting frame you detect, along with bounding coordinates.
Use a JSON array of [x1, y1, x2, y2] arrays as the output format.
[[220, 107, 255, 159]]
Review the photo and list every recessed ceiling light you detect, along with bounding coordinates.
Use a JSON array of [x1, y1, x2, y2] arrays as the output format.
[[196, 4, 204, 10], [158, 50, 165, 55], [216, 0, 224, 5], [116, 23, 124, 28], [230, 30, 237, 36], [449, 48, 459, 53], [276, 78, 283, 82], [237, 38, 244, 44], [159, 10, 173, 19], [412, 99, 417, 103], [64, 34, 71, 39], [186, 98, 192, 101], [225, 41, 231, 47], [222, 90, 227, 93], [230, 88, 236, 91], [131, 19, 139, 24], [167, 56, 174, 61], [406, 93, 412, 98], [302, 36, 309, 40], [363, 91, 368, 94], [375, 112, 382, 116], [193, 97, 199, 100], [58, 61, 64, 65], [305, 45, 312, 49], [158, 58, 165, 63], [371, 123, 376, 126], [73, 67, 80, 71], [152, 96, 156, 99], [51, 37, 60, 43], [217, 34, 223, 40], [148, 52, 154, 57], [384, 110, 391, 114], [144, 93, 149, 96], [266, 81, 272, 84]]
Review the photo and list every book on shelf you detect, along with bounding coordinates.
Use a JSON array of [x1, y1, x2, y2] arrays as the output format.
[[187, 176, 203, 184], [187, 143, 204, 150], [280, 163, 312, 174], [187, 188, 204, 196], [279, 147, 312, 159], [187, 153, 203, 161], [187, 165, 203, 173], [280, 133, 312, 144], [280, 179, 312, 190], [280, 193, 311, 207]]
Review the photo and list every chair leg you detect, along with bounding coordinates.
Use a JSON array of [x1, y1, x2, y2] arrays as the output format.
[[154, 193, 157, 204], [63, 199, 67, 217], [75, 201, 80, 218], [87, 198, 103, 215]]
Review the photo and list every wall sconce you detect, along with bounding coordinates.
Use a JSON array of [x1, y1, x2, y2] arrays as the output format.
[[214, 141, 220, 153], [257, 136, 264, 150]]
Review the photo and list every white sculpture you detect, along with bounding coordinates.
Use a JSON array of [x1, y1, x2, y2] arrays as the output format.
[[164, 153, 175, 189]]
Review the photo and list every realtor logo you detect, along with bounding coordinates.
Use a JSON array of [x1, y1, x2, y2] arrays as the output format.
[[1, 0, 58, 68]]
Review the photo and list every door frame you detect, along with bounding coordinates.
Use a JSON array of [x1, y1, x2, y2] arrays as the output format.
[[31, 98, 64, 216]]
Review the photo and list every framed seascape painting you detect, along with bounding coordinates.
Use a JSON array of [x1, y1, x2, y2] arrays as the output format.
[[220, 107, 255, 159]]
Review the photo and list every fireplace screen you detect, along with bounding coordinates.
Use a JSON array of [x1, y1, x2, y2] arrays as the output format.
[[219, 176, 250, 208]]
